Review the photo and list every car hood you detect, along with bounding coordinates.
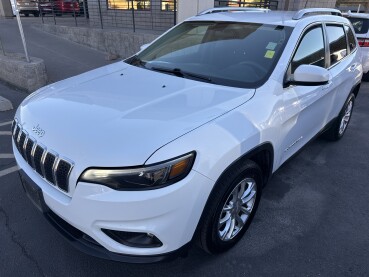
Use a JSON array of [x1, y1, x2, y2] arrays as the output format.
[[16, 62, 255, 168]]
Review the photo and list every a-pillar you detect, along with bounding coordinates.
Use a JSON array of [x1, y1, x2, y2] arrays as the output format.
[[177, 0, 214, 23]]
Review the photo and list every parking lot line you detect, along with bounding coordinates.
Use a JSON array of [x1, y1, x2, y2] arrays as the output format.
[[0, 166, 19, 178], [0, 131, 12, 135], [0, 154, 14, 159], [0, 121, 12, 127]]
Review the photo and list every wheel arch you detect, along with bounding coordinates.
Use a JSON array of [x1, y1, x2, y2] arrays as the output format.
[[352, 82, 361, 98], [193, 142, 274, 242]]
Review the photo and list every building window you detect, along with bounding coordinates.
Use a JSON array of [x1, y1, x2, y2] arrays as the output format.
[[161, 0, 176, 11], [107, 0, 151, 10]]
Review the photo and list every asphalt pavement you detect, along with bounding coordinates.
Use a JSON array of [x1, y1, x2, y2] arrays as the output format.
[[0, 18, 369, 277]]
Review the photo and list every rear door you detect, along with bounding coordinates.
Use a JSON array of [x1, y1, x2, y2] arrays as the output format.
[[324, 24, 360, 120]]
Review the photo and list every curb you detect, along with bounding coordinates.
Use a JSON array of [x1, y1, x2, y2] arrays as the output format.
[[0, 96, 13, 111]]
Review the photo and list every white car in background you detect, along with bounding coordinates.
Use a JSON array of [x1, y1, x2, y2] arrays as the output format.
[[344, 11, 369, 79], [12, 8, 362, 262]]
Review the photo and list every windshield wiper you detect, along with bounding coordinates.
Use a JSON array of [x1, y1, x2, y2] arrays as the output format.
[[125, 55, 146, 68], [150, 67, 212, 83]]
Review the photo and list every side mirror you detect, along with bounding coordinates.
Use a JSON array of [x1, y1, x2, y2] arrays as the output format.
[[140, 43, 150, 51], [288, 64, 329, 86]]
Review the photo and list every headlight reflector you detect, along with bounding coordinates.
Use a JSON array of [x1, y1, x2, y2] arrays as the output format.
[[79, 152, 195, 190]]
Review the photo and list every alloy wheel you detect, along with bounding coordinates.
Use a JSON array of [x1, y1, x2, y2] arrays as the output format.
[[339, 100, 353, 135], [218, 178, 257, 241]]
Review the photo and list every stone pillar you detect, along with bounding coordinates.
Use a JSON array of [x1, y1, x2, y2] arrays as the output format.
[[177, 0, 214, 23], [0, 0, 13, 18]]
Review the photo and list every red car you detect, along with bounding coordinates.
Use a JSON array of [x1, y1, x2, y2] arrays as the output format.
[[40, 0, 79, 16]]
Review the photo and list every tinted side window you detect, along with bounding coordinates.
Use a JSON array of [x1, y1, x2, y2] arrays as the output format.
[[348, 18, 369, 34], [291, 26, 325, 73], [327, 25, 347, 66], [345, 25, 357, 52]]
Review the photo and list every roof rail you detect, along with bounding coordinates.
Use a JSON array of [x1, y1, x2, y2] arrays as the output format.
[[292, 8, 342, 20], [198, 7, 270, 16]]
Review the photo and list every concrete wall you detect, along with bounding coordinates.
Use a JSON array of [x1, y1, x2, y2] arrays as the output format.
[[35, 24, 159, 58], [0, 53, 47, 92], [0, 0, 13, 18]]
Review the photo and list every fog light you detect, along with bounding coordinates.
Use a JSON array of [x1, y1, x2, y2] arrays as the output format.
[[102, 229, 163, 248]]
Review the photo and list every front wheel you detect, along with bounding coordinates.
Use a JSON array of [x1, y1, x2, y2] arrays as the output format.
[[197, 160, 262, 254], [323, 93, 355, 141], [362, 72, 369, 82]]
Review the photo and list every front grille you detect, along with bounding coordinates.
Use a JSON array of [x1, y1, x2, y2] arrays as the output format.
[[18, 132, 27, 159], [44, 152, 56, 184], [25, 138, 35, 165], [12, 121, 73, 193], [34, 145, 45, 177]]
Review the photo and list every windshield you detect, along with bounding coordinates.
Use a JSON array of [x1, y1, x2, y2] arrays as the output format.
[[348, 17, 369, 34], [129, 21, 292, 88]]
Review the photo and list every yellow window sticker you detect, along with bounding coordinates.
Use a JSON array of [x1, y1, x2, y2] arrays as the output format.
[[264, 50, 275, 59]]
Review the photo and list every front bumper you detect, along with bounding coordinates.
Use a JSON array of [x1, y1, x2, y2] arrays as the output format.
[[14, 145, 214, 260], [18, 7, 39, 12]]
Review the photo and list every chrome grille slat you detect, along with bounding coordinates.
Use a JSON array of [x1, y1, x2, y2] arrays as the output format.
[[11, 120, 16, 134], [44, 152, 57, 184], [55, 159, 72, 192], [13, 124, 73, 193], [18, 131, 27, 159], [14, 125, 20, 147], [40, 148, 48, 179], [33, 145, 45, 177], [25, 138, 35, 165]]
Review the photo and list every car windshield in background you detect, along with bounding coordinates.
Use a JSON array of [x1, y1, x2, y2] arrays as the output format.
[[348, 17, 369, 34], [131, 22, 292, 88]]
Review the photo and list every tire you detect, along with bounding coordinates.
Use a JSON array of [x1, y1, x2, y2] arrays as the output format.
[[197, 160, 263, 254], [362, 72, 369, 82], [33, 11, 39, 17], [323, 93, 355, 141], [24, 13, 29, 17]]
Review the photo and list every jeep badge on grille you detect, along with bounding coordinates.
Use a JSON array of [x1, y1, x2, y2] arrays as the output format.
[[32, 124, 45, 137]]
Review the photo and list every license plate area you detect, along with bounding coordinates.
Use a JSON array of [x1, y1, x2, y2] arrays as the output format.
[[19, 170, 49, 213]]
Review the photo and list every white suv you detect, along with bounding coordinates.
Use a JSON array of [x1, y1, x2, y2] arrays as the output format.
[[344, 11, 369, 78], [13, 8, 362, 262]]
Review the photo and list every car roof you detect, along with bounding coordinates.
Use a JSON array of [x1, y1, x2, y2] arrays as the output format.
[[186, 9, 350, 28]]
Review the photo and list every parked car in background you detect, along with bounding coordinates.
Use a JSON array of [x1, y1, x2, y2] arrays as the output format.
[[53, 0, 79, 16], [39, 0, 79, 16], [344, 11, 369, 79], [13, 8, 362, 262], [16, 0, 40, 17], [39, 0, 53, 15]]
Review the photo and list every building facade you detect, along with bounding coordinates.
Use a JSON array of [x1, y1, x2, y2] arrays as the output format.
[[86, 0, 359, 32]]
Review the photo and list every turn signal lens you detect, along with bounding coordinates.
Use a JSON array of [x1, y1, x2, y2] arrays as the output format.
[[169, 159, 190, 179]]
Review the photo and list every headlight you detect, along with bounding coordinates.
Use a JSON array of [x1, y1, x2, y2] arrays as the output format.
[[79, 152, 195, 190]]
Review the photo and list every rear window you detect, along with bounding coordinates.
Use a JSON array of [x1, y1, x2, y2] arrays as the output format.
[[326, 25, 348, 66], [345, 25, 357, 52], [348, 18, 369, 34]]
